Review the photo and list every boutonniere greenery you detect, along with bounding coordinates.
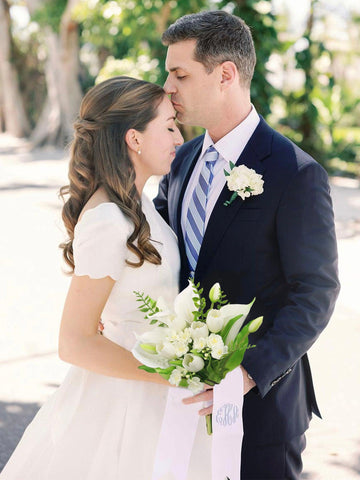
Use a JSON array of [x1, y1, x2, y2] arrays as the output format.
[[223, 163, 264, 207]]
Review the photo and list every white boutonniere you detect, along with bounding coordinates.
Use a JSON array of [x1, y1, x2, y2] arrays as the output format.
[[224, 163, 264, 207]]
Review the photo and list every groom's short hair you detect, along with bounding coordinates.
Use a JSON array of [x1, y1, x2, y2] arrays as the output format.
[[162, 10, 256, 88]]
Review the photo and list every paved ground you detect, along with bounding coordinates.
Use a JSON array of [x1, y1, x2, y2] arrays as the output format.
[[0, 133, 359, 478]]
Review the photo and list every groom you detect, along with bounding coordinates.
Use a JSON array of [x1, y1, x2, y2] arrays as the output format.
[[154, 10, 340, 480]]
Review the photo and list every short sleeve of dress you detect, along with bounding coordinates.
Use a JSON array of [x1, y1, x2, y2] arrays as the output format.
[[73, 203, 131, 281]]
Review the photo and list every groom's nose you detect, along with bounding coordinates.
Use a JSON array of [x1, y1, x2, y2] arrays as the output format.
[[163, 74, 176, 95]]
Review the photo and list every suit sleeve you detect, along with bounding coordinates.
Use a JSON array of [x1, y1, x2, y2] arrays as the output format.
[[153, 174, 170, 224], [242, 162, 340, 397]]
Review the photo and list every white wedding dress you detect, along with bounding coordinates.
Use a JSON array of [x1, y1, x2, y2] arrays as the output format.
[[1, 195, 211, 480]]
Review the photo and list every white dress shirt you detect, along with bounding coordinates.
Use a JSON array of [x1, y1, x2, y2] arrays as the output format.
[[181, 106, 260, 238]]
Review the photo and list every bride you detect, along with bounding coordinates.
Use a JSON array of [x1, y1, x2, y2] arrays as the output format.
[[1, 76, 212, 479]]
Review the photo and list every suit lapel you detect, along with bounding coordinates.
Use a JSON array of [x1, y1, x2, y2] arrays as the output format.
[[195, 117, 273, 278]]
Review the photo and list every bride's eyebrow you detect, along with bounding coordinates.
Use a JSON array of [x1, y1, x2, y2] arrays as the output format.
[[166, 116, 176, 121]]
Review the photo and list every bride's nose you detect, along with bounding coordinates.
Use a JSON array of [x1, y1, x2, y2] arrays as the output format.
[[174, 129, 184, 147]]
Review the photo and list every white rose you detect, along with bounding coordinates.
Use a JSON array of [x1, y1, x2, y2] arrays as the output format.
[[190, 321, 209, 340], [182, 353, 205, 373], [193, 337, 207, 351], [169, 368, 183, 386], [206, 309, 224, 333], [187, 377, 204, 395]]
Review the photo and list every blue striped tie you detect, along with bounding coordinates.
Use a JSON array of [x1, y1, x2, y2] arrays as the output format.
[[185, 146, 219, 277]]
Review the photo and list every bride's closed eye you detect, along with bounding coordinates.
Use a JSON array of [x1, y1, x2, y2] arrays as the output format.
[[168, 128, 175, 132]]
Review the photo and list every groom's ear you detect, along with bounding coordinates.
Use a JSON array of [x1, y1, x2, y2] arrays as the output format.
[[220, 61, 238, 89]]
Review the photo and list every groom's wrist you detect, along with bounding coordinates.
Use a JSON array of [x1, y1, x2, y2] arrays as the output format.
[[240, 366, 256, 394]]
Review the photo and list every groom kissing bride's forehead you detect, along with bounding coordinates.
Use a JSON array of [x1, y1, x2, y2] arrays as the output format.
[[155, 10, 340, 480]]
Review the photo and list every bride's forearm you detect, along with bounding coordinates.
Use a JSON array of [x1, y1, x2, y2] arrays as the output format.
[[58, 333, 169, 385]]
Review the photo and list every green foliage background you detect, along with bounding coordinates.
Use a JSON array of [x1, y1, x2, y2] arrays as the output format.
[[9, 0, 360, 176]]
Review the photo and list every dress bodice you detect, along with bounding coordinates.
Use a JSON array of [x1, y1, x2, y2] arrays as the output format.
[[73, 194, 180, 350]]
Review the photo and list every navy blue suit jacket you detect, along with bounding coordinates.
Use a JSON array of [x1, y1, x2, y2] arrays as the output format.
[[154, 117, 340, 445]]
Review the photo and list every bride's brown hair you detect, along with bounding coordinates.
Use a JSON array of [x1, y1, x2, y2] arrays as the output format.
[[59, 76, 166, 271]]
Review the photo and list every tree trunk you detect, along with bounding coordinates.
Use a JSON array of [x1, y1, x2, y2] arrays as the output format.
[[0, 0, 30, 137], [27, 0, 82, 147]]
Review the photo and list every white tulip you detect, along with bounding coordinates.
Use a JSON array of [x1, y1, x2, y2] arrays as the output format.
[[209, 283, 221, 303], [190, 321, 209, 340], [182, 353, 205, 373], [248, 316, 263, 333], [206, 309, 224, 333]]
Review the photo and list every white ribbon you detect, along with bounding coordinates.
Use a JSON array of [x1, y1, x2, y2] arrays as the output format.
[[212, 368, 244, 480], [152, 387, 199, 480], [152, 368, 243, 480]]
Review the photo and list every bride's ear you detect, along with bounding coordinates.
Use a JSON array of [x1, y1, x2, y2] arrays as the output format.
[[125, 129, 142, 154]]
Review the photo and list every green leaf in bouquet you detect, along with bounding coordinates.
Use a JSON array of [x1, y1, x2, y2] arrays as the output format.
[[138, 365, 157, 373], [228, 316, 263, 353], [229, 323, 251, 350], [169, 359, 183, 367], [154, 366, 176, 380], [155, 366, 175, 375], [223, 342, 248, 371], [204, 357, 224, 384]]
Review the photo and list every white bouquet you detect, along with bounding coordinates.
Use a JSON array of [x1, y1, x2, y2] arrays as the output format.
[[132, 280, 262, 434]]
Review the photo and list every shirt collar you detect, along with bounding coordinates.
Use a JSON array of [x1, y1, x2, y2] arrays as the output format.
[[200, 105, 260, 164]]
